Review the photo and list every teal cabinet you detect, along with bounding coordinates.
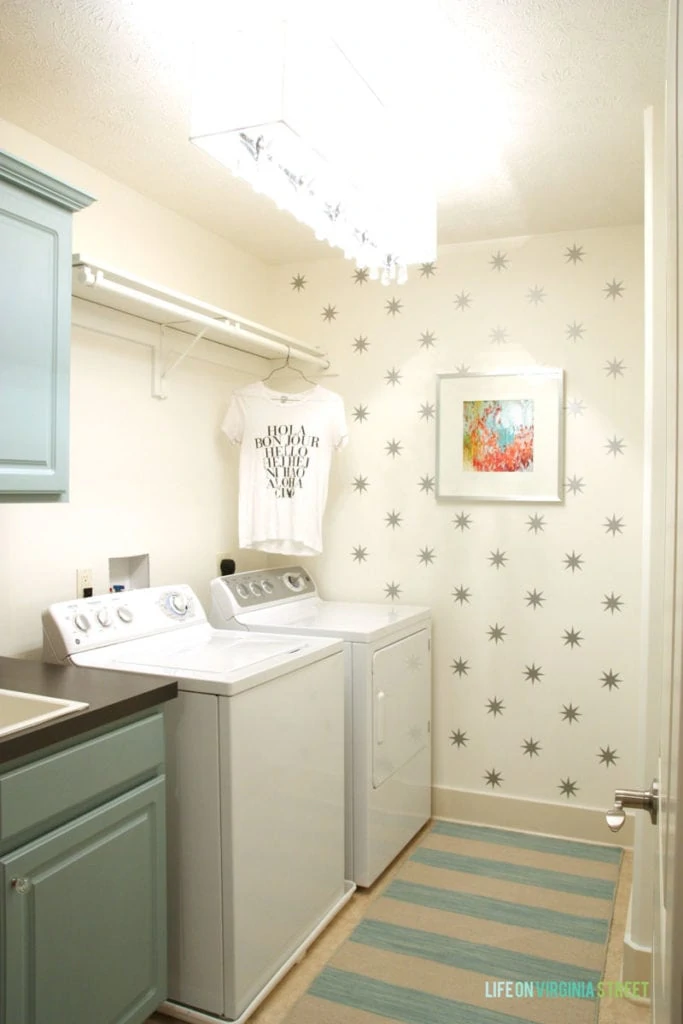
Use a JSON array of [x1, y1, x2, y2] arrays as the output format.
[[0, 151, 94, 500], [0, 712, 167, 1024]]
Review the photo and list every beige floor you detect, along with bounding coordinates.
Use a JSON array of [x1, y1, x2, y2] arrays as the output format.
[[147, 826, 650, 1024]]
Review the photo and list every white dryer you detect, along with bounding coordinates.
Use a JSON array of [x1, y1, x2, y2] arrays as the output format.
[[42, 584, 350, 1024], [210, 567, 432, 887]]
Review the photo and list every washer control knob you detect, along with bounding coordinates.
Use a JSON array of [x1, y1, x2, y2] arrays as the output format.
[[117, 606, 133, 623], [261, 580, 274, 596], [249, 582, 263, 597], [284, 573, 304, 592], [74, 613, 91, 632], [235, 583, 249, 600], [97, 609, 112, 627], [169, 592, 189, 615]]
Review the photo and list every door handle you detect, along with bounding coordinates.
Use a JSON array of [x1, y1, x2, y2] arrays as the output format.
[[376, 690, 385, 745], [605, 779, 659, 832]]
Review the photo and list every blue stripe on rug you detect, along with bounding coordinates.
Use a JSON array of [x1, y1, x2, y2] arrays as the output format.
[[350, 918, 601, 989], [309, 966, 540, 1024], [432, 821, 622, 864], [411, 847, 615, 900], [385, 879, 610, 944]]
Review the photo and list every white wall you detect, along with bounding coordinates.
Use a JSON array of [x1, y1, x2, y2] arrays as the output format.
[[0, 119, 272, 657], [271, 225, 644, 827]]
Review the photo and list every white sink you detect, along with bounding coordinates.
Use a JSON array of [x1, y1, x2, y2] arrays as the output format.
[[0, 688, 89, 737]]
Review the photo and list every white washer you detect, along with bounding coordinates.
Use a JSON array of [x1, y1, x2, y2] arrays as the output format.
[[42, 584, 351, 1024], [210, 567, 432, 888]]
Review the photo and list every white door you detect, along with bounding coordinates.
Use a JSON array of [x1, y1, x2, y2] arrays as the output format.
[[372, 628, 430, 788], [653, 1, 683, 1018]]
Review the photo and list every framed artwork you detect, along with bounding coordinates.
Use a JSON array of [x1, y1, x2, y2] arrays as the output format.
[[435, 368, 564, 502]]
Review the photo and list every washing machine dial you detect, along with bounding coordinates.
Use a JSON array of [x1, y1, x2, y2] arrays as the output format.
[[74, 612, 91, 632], [249, 581, 263, 598], [164, 591, 189, 617], [97, 609, 112, 627], [283, 572, 305, 592], [235, 583, 249, 601], [261, 579, 274, 596], [117, 606, 133, 623]]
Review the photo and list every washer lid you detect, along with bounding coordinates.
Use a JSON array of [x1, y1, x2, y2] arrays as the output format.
[[71, 626, 342, 695], [234, 600, 431, 642]]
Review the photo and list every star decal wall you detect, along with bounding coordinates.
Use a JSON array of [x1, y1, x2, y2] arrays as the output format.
[[523, 663, 543, 684], [527, 285, 546, 305], [604, 515, 625, 536], [487, 697, 505, 717], [385, 297, 403, 316], [490, 326, 509, 345], [527, 514, 546, 533], [385, 367, 403, 386], [351, 545, 368, 563], [605, 358, 626, 378], [562, 627, 583, 648], [353, 268, 370, 285], [418, 330, 437, 350], [352, 475, 369, 493], [449, 729, 468, 747], [419, 262, 437, 278], [484, 768, 504, 788], [385, 509, 403, 529], [418, 475, 435, 493], [385, 439, 403, 458], [560, 703, 581, 723], [525, 589, 545, 609], [488, 623, 507, 644], [452, 585, 471, 605], [565, 244, 585, 263], [602, 592, 624, 614], [384, 581, 401, 600], [565, 475, 586, 496], [352, 404, 369, 423], [604, 278, 625, 300], [566, 320, 586, 342], [454, 291, 472, 311], [605, 435, 626, 457], [564, 551, 584, 572], [598, 746, 619, 766], [559, 778, 579, 798], [291, 273, 307, 291], [522, 738, 542, 757], [600, 669, 621, 691], [490, 251, 509, 271], [321, 304, 337, 321], [352, 335, 370, 354], [453, 512, 473, 531], [451, 657, 470, 677], [489, 549, 508, 569], [418, 402, 435, 421], [566, 398, 586, 417], [418, 546, 436, 565], [454, 363, 471, 376]]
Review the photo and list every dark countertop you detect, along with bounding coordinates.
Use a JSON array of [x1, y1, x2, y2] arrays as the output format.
[[0, 657, 177, 763]]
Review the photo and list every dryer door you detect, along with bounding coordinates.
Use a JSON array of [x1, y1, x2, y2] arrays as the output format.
[[372, 628, 430, 788]]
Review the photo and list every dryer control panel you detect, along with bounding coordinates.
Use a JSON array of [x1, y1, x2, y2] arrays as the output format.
[[216, 567, 317, 611]]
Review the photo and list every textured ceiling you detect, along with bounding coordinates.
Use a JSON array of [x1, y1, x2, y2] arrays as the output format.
[[0, 0, 667, 264]]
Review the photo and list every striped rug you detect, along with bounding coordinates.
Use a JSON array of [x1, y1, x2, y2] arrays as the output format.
[[283, 821, 622, 1024]]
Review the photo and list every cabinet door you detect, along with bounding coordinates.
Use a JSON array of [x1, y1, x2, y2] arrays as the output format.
[[0, 776, 166, 1024], [0, 180, 71, 497]]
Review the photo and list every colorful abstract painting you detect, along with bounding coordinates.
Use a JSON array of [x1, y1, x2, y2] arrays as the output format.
[[463, 399, 534, 472]]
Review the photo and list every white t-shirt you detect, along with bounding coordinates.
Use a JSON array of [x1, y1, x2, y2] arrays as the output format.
[[222, 381, 348, 556]]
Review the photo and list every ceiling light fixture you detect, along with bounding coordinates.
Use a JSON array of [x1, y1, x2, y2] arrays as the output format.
[[190, 16, 436, 283]]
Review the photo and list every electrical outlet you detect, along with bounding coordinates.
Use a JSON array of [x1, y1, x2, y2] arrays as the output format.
[[217, 554, 236, 577], [76, 568, 93, 597]]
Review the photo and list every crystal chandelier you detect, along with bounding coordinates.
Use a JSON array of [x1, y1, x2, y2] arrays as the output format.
[[190, 18, 436, 283]]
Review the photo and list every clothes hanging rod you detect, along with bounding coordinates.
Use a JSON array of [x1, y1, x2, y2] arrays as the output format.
[[71, 255, 329, 368]]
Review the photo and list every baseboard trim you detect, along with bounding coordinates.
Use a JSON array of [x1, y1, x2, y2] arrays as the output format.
[[432, 786, 634, 847], [622, 898, 652, 1002]]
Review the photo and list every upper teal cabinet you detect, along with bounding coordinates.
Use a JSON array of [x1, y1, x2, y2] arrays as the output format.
[[0, 151, 95, 501]]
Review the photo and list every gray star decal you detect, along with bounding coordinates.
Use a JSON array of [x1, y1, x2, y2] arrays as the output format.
[[352, 475, 369, 494], [352, 404, 369, 423], [352, 335, 370, 354], [605, 435, 626, 457], [351, 545, 368, 563], [385, 509, 403, 529], [564, 550, 584, 572], [490, 326, 509, 345], [559, 777, 579, 798], [418, 330, 437, 350], [454, 363, 471, 376], [601, 669, 621, 691], [451, 657, 470, 677], [522, 737, 542, 757], [488, 623, 506, 644], [418, 546, 436, 566], [484, 768, 504, 788], [527, 514, 546, 533], [452, 585, 471, 605], [418, 475, 435, 493], [523, 663, 543, 684], [487, 697, 505, 717], [449, 729, 468, 747], [603, 592, 624, 614], [385, 439, 403, 458], [565, 244, 585, 264], [489, 549, 508, 569], [560, 702, 581, 723], [565, 475, 585, 496], [291, 273, 306, 291], [454, 291, 472, 311], [321, 304, 337, 321], [604, 278, 625, 300], [605, 358, 626, 378], [566, 320, 585, 342], [418, 402, 435, 421], [598, 746, 619, 767], [490, 251, 509, 272], [566, 398, 586, 417], [419, 262, 437, 278], [385, 297, 403, 316], [453, 512, 473, 531], [604, 515, 625, 536], [384, 581, 401, 600], [562, 627, 583, 648], [385, 367, 403, 386], [353, 267, 370, 286], [527, 285, 546, 305], [525, 589, 545, 609]]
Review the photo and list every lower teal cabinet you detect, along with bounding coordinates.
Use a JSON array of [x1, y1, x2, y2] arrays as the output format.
[[0, 775, 167, 1024]]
